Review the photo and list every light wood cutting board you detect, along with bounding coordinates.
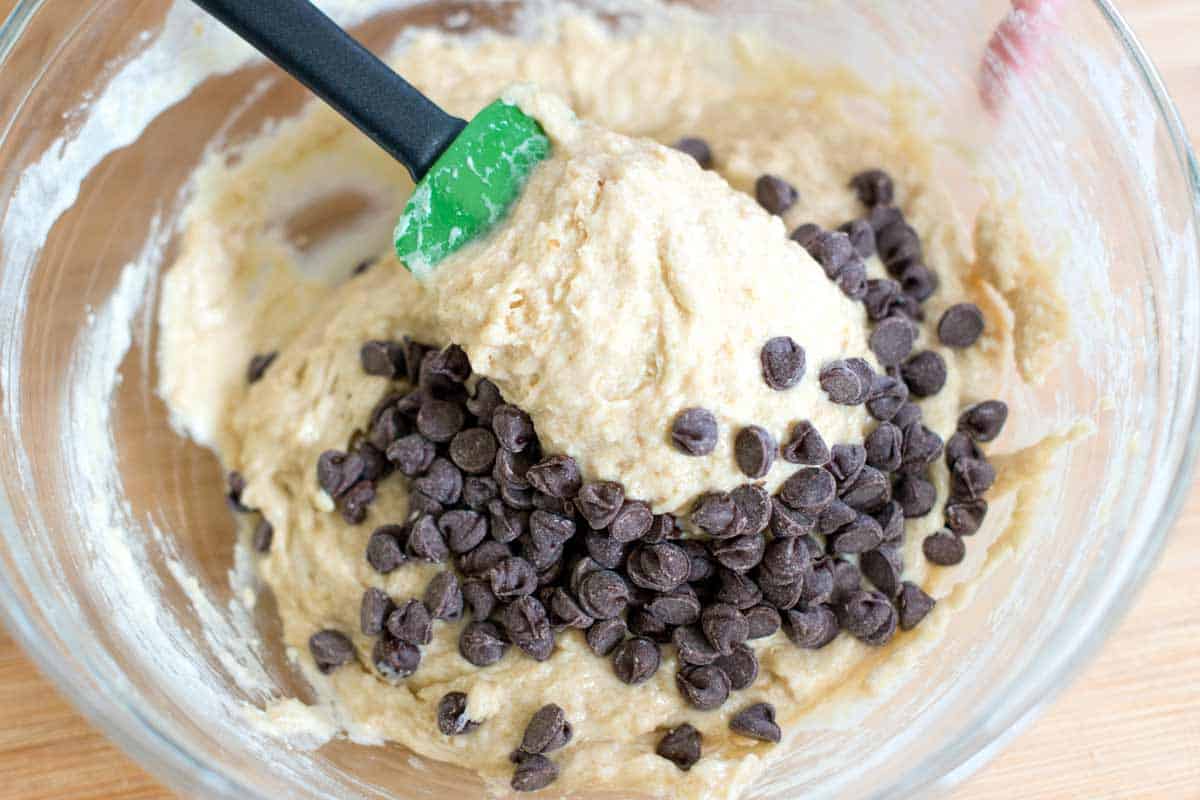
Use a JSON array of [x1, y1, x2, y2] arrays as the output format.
[[1, 1, 1198, 798]]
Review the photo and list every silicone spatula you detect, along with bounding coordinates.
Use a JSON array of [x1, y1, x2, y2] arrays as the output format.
[[191, 0, 551, 278]]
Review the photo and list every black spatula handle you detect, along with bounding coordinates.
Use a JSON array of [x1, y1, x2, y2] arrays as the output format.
[[191, 0, 467, 181]]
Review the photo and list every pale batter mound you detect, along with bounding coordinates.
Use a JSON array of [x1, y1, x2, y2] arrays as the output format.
[[158, 8, 1070, 799]]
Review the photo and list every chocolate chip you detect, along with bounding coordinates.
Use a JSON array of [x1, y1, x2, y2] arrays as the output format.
[[387, 434, 436, 477], [760, 336, 807, 391], [714, 643, 759, 690], [864, 423, 903, 472], [521, 531, 565, 573], [608, 500, 653, 543], [780, 420, 829, 465], [839, 466, 891, 513], [487, 500, 528, 544], [674, 137, 714, 169], [308, 630, 355, 673], [657, 724, 702, 771], [744, 606, 781, 639], [730, 702, 781, 743], [829, 513, 884, 554], [366, 525, 406, 573], [878, 221, 922, 266], [578, 528, 621, 568], [316, 452, 359, 498], [459, 621, 507, 666], [339, 480, 376, 524], [464, 480, 500, 515], [945, 431, 983, 468], [247, 351, 278, 383], [498, 596, 554, 661], [423, 571, 463, 621], [546, 587, 593, 629], [511, 753, 557, 793], [386, 599, 432, 645], [946, 497, 987, 536], [860, 545, 903, 597], [526, 455, 582, 499], [393, 388, 425, 418], [735, 425, 777, 479], [252, 518, 273, 553], [586, 617, 627, 657], [448, 428, 498, 475], [716, 567, 763, 609], [498, 480, 534, 510], [897, 582, 935, 630], [416, 400, 464, 444], [710, 534, 766, 574], [830, 559, 863, 605], [755, 174, 799, 215], [828, 443, 867, 489], [368, 406, 409, 451], [360, 341, 404, 378], [413, 458, 463, 506], [863, 279, 902, 322], [923, 530, 965, 566], [467, 378, 504, 426], [577, 569, 630, 620], [820, 361, 864, 406], [627, 543, 691, 592], [436, 510, 485, 554], [569, 559, 601, 595], [869, 316, 917, 368], [839, 589, 897, 646], [702, 602, 749, 655], [959, 400, 1008, 442], [407, 515, 449, 562], [900, 424, 945, 475], [374, 635, 420, 681], [758, 576, 803, 610], [360, 588, 393, 637], [790, 222, 822, 248], [782, 605, 838, 649], [487, 557, 538, 601], [678, 540, 713, 584], [900, 350, 947, 398], [892, 402, 923, 429], [896, 474, 936, 518], [676, 664, 732, 710], [530, 510, 576, 549], [462, 579, 498, 619], [839, 219, 877, 259], [613, 637, 661, 684], [492, 405, 535, 453], [868, 204, 903, 232], [864, 376, 907, 424], [806, 231, 854, 278], [575, 481, 625, 529], [796, 556, 835, 606], [437, 692, 479, 736], [818, 499, 856, 535], [899, 263, 938, 301], [667, 625, 714, 667], [460, 540, 512, 577], [644, 514, 676, 544], [691, 492, 737, 536], [779, 467, 837, 515], [875, 502, 905, 544], [950, 457, 996, 499], [837, 258, 868, 300], [936, 304, 984, 349], [671, 407, 719, 456], [641, 586, 699, 627], [759, 536, 810, 585], [520, 703, 572, 754], [851, 169, 895, 207]]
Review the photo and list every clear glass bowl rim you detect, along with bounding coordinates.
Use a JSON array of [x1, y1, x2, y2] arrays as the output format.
[[0, 0, 1197, 798]]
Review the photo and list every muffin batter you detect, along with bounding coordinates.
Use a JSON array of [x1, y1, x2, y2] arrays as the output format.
[[158, 8, 1069, 799]]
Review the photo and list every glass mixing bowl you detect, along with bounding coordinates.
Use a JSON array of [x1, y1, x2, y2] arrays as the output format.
[[0, 1, 1196, 798]]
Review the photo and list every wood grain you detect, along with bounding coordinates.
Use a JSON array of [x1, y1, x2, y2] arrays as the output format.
[[2, 1, 1199, 798]]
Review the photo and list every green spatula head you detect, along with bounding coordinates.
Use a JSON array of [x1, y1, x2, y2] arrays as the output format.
[[394, 99, 550, 278]]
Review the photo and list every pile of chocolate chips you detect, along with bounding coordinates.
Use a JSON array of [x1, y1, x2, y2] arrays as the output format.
[[269, 160, 1009, 791]]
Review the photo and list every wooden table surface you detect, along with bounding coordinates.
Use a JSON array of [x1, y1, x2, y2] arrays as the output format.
[[3, 1, 1200, 798]]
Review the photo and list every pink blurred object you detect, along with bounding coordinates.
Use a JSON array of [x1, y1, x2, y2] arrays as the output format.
[[981, 0, 1065, 113]]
